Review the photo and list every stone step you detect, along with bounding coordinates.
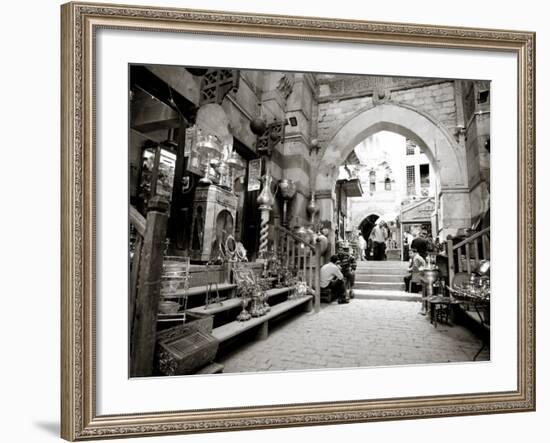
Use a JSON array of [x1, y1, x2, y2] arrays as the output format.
[[356, 262, 408, 268], [386, 250, 402, 260], [355, 274, 404, 283], [353, 289, 421, 302], [354, 281, 405, 291], [355, 268, 408, 276]]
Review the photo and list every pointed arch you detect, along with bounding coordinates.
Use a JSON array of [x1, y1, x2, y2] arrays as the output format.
[[315, 103, 466, 193]]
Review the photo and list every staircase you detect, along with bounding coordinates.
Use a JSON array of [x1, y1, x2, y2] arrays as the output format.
[[355, 260, 407, 291], [354, 260, 420, 301]]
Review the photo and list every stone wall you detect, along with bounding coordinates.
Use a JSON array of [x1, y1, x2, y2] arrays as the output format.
[[317, 80, 458, 149]]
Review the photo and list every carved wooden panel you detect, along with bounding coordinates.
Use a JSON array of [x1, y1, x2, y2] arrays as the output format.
[[200, 69, 240, 105]]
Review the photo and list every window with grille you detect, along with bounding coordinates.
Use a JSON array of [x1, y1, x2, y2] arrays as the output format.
[[406, 165, 416, 195], [420, 164, 430, 188], [384, 177, 391, 191], [406, 139, 416, 156]]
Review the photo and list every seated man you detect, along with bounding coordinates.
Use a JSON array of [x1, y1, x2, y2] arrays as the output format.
[[320, 254, 348, 304]]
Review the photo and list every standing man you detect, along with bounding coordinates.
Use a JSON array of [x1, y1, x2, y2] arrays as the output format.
[[336, 240, 357, 300], [369, 222, 387, 261], [357, 232, 367, 261]]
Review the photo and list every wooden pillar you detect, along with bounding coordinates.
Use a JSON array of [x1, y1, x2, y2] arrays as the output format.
[[305, 297, 313, 313], [130, 196, 169, 377], [129, 235, 143, 332], [447, 239, 455, 287], [482, 234, 490, 259], [257, 174, 274, 258], [465, 243, 471, 274], [315, 241, 321, 313], [257, 321, 269, 340]]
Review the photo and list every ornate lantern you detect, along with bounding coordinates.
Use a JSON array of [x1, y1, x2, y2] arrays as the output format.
[[306, 193, 320, 224], [278, 179, 296, 227], [196, 134, 221, 184]]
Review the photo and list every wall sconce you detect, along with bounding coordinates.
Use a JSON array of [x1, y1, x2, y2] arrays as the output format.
[[286, 116, 298, 127], [454, 125, 466, 143]]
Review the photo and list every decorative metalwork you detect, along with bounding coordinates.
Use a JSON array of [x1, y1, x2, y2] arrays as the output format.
[[276, 73, 294, 99], [199, 69, 240, 105], [257, 175, 275, 257], [256, 120, 285, 156], [306, 192, 320, 224], [278, 179, 296, 227], [196, 133, 222, 184]]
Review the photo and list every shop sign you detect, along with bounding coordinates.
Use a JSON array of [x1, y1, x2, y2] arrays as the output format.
[[247, 158, 262, 191]]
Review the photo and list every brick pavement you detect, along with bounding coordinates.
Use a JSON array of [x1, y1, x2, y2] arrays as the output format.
[[219, 299, 489, 373]]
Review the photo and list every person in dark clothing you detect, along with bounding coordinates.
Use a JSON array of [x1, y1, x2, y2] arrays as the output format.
[[369, 223, 387, 261], [411, 230, 428, 259], [336, 240, 357, 300]]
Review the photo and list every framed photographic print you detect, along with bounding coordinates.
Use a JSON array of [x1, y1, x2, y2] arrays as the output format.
[[61, 1, 536, 440]]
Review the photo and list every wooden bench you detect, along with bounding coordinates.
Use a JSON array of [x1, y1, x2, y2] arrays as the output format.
[[211, 295, 313, 343], [186, 287, 293, 315], [160, 283, 237, 300], [159, 287, 295, 323]]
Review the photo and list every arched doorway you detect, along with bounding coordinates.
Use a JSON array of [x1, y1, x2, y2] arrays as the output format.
[[359, 214, 379, 242], [359, 214, 379, 261]]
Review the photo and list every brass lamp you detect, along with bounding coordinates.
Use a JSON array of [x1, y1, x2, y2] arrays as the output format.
[[278, 179, 296, 227], [196, 134, 221, 184], [225, 150, 246, 191]]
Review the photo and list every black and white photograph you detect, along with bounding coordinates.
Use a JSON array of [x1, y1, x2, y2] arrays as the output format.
[[128, 65, 491, 378]]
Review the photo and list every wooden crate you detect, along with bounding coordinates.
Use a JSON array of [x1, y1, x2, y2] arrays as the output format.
[[156, 329, 219, 376], [156, 311, 213, 336], [155, 312, 218, 375]]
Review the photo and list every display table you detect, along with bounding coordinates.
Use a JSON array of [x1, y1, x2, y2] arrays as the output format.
[[427, 295, 461, 328]]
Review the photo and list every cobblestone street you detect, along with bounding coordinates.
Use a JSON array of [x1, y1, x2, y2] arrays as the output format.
[[219, 299, 489, 373]]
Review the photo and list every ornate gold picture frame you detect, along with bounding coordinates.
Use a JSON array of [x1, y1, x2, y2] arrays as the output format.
[[61, 1, 535, 440]]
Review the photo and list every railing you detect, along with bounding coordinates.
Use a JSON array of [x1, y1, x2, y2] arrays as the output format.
[[447, 227, 490, 286], [129, 197, 169, 377], [274, 225, 321, 313]]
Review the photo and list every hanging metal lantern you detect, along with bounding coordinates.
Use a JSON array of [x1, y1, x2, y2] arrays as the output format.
[[250, 117, 267, 136], [278, 179, 296, 227], [225, 151, 245, 172], [306, 193, 320, 222]]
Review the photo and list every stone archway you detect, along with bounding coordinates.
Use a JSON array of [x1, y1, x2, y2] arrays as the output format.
[[315, 103, 471, 236]]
